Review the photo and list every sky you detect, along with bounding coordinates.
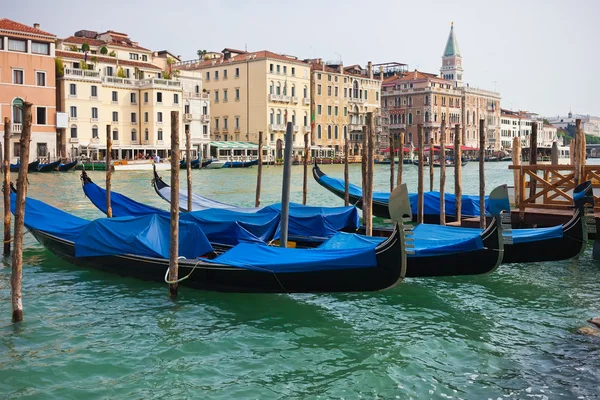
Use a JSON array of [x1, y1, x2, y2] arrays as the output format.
[[4, 0, 599, 117]]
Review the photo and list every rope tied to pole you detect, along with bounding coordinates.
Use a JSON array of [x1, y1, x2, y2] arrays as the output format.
[[164, 257, 200, 284]]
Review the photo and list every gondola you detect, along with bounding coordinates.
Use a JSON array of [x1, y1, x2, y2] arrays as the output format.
[[312, 162, 487, 221], [223, 159, 259, 168], [200, 159, 212, 168], [58, 160, 79, 172], [87, 169, 508, 277], [9, 160, 40, 173], [411, 160, 468, 167], [10, 190, 407, 293], [36, 159, 62, 172]]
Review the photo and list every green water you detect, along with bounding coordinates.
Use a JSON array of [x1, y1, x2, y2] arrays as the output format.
[[1, 163, 600, 399]]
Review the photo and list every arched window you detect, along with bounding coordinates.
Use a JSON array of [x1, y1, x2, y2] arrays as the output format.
[[276, 82, 281, 95], [408, 96, 412, 106], [269, 81, 274, 95], [276, 110, 282, 124], [70, 124, 77, 138], [408, 113, 413, 125], [344, 126, 347, 139], [112, 128, 119, 141], [334, 126, 339, 139], [157, 128, 163, 141], [317, 125, 322, 139], [131, 129, 137, 141], [353, 80, 359, 98], [12, 98, 23, 124], [195, 85, 200, 94], [327, 125, 332, 139], [291, 85, 296, 97], [425, 111, 430, 123], [473, 111, 476, 125], [467, 111, 470, 124], [145, 128, 149, 141], [291, 111, 296, 125], [424, 95, 429, 105], [270, 109, 274, 125], [303, 86, 307, 98], [92, 125, 98, 139], [304, 112, 308, 127]]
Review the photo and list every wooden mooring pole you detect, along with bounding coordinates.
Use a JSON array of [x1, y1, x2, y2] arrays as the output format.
[[574, 119, 585, 185], [429, 137, 435, 192], [365, 112, 374, 236], [397, 130, 404, 186], [389, 134, 394, 192], [512, 137, 521, 209], [302, 132, 308, 205], [478, 119, 485, 229], [105, 125, 113, 218], [361, 126, 367, 206], [12, 102, 32, 322], [417, 124, 424, 224], [344, 137, 349, 206], [185, 129, 192, 212], [529, 121, 538, 199], [454, 124, 462, 223], [168, 111, 180, 297], [3, 117, 11, 256], [255, 131, 263, 207], [439, 120, 446, 225], [280, 122, 294, 247]]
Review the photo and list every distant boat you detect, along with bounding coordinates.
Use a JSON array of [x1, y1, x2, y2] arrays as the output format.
[[113, 160, 171, 171], [58, 160, 79, 172], [10, 160, 40, 173], [36, 160, 62, 172], [206, 159, 258, 169]]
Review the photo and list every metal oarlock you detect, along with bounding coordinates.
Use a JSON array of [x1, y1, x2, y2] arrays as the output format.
[[403, 226, 415, 255], [584, 204, 596, 234], [500, 211, 513, 245]]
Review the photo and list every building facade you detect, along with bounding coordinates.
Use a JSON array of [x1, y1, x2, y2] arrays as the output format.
[[500, 109, 557, 149], [177, 48, 312, 158], [547, 111, 600, 137], [0, 19, 56, 163]]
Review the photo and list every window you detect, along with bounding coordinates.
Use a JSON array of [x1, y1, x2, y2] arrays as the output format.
[[36, 71, 46, 87], [13, 143, 20, 158], [144, 112, 148, 123], [184, 104, 190, 114], [112, 111, 118, 122], [223, 89, 228, 102], [327, 126, 332, 139], [91, 86, 98, 98], [129, 53, 139, 60], [203, 105, 208, 115], [8, 39, 26, 52], [112, 129, 119, 141], [70, 106, 77, 119], [214, 71, 219, 80], [174, 93, 179, 104], [317, 105, 322, 115], [130, 93, 137, 104], [304, 114, 308, 126], [291, 67, 295, 76], [144, 128, 149, 141], [303, 87, 308, 98], [36, 107, 46, 125], [276, 65, 280, 74], [157, 112, 163, 123], [334, 106, 338, 116], [142, 55, 148, 62], [270, 64, 274, 73], [344, 107, 347, 117], [13, 69, 24, 84], [131, 129, 137, 141], [327, 106, 331, 116], [112, 91, 118, 103], [235, 88, 240, 101], [144, 92, 149, 103], [317, 85, 322, 95], [283, 66, 287, 75], [235, 117, 240, 130], [91, 107, 98, 120], [203, 125, 208, 136], [270, 110, 274, 124], [344, 88, 347, 98], [317, 125, 322, 139], [224, 117, 228, 130], [106, 66, 113, 76], [317, 73, 321, 80], [223, 69, 228, 79], [206, 71, 210, 81], [215, 119, 219, 130], [408, 113, 413, 125], [334, 86, 338, 97], [328, 74, 332, 82], [235, 67, 240, 77], [92, 126, 98, 138], [131, 112, 137, 123], [215, 90, 219, 102], [334, 126, 339, 139], [328, 86, 332, 96], [70, 83, 77, 96], [157, 92, 163, 103], [70, 125, 78, 138]]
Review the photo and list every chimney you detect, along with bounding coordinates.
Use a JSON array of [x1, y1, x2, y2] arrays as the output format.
[[177, 55, 181, 59], [339, 61, 344, 75], [33, 23, 40, 29], [380, 66, 384, 81], [414, 69, 417, 79], [367, 61, 373, 79]]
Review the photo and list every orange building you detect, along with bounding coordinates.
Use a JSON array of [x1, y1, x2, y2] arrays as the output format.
[[0, 19, 57, 163]]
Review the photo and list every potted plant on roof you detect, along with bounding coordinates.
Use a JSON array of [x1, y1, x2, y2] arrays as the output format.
[[81, 42, 90, 53], [100, 46, 108, 55]]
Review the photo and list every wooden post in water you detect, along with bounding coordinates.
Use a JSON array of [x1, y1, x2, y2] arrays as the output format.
[[397, 130, 404, 186], [417, 124, 424, 224], [429, 137, 435, 192], [365, 112, 374, 236], [12, 102, 32, 322], [185, 129, 192, 212], [580, 120, 587, 182], [105, 125, 112, 218], [389, 134, 394, 192], [302, 132, 309, 205], [168, 111, 180, 297], [361, 126, 367, 205], [439, 121, 447, 225], [529, 121, 538, 199], [3, 118, 11, 256], [344, 137, 349, 206], [574, 119, 585, 185], [280, 122, 294, 247], [569, 140, 575, 165], [551, 141, 559, 165], [478, 119, 485, 229], [454, 124, 462, 223], [513, 137, 521, 207], [255, 131, 263, 207]]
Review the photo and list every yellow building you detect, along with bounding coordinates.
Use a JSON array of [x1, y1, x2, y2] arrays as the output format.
[[308, 59, 382, 156], [177, 48, 311, 158], [56, 30, 184, 159]]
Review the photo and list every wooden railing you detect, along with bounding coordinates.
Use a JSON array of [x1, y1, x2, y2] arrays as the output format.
[[508, 164, 600, 212]]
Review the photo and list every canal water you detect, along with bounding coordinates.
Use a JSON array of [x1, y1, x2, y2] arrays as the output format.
[[1, 162, 599, 399]]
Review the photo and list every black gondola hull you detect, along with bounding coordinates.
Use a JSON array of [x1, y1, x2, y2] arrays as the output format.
[[58, 160, 78, 172], [10, 160, 40, 173], [37, 160, 62, 172]]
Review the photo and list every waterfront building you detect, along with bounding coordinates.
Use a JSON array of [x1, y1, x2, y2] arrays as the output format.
[[176, 48, 311, 159], [547, 111, 600, 137], [500, 109, 556, 149], [0, 19, 56, 163], [56, 30, 186, 160], [306, 59, 382, 157]]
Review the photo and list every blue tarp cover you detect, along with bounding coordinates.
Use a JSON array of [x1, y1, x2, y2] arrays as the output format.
[[75, 214, 213, 259], [210, 242, 378, 272], [84, 181, 166, 217], [317, 173, 489, 216], [512, 225, 563, 244]]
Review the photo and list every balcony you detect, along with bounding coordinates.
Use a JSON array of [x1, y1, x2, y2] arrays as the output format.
[[291, 96, 299, 103], [269, 94, 283, 102], [349, 124, 364, 132], [131, 140, 140, 145], [269, 124, 286, 131], [69, 138, 79, 143], [12, 124, 22, 134], [184, 113, 193, 122], [348, 98, 366, 104], [201, 115, 210, 123], [183, 92, 210, 100], [157, 140, 164, 145], [63, 68, 101, 81], [304, 126, 311, 132], [281, 95, 291, 103], [102, 76, 136, 87], [303, 98, 310, 105], [293, 125, 299, 132]]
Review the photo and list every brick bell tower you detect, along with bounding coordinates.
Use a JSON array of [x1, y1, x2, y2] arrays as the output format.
[[440, 22, 463, 87]]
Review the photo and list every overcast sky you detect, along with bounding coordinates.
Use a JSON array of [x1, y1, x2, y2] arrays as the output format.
[[5, 0, 599, 117]]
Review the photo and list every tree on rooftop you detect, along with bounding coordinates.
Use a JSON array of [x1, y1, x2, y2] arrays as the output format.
[[81, 42, 90, 53], [55, 57, 64, 78], [100, 46, 108, 55], [197, 49, 206, 59], [109, 50, 116, 57]]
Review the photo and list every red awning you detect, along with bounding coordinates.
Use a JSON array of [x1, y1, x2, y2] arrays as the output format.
[[380, 147, 413, 153]]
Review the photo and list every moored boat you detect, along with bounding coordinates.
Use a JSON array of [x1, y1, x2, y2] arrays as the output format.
[[58, 160, 79, 172], [36, 159, 62, 172], [10, 160, 40, 173]]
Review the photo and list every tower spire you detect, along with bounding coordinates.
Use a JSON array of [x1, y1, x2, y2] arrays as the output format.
[[443, 23, 461, 57], [440, 23, 463, 86]]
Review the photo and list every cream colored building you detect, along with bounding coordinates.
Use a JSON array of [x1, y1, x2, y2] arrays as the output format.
[[307, 59, 382, 156], [56, 30, 187, 159], [176, 48, 311, 158]]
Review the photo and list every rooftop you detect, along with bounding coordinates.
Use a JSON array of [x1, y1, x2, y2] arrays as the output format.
[[443, 23, 460, 57], [0, 18, 55, 38], [56, 50, 161, 70]]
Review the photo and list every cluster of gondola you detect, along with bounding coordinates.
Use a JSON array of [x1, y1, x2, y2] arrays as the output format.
[[9, 159, 78, 173], [8, 163, 594, 294]]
